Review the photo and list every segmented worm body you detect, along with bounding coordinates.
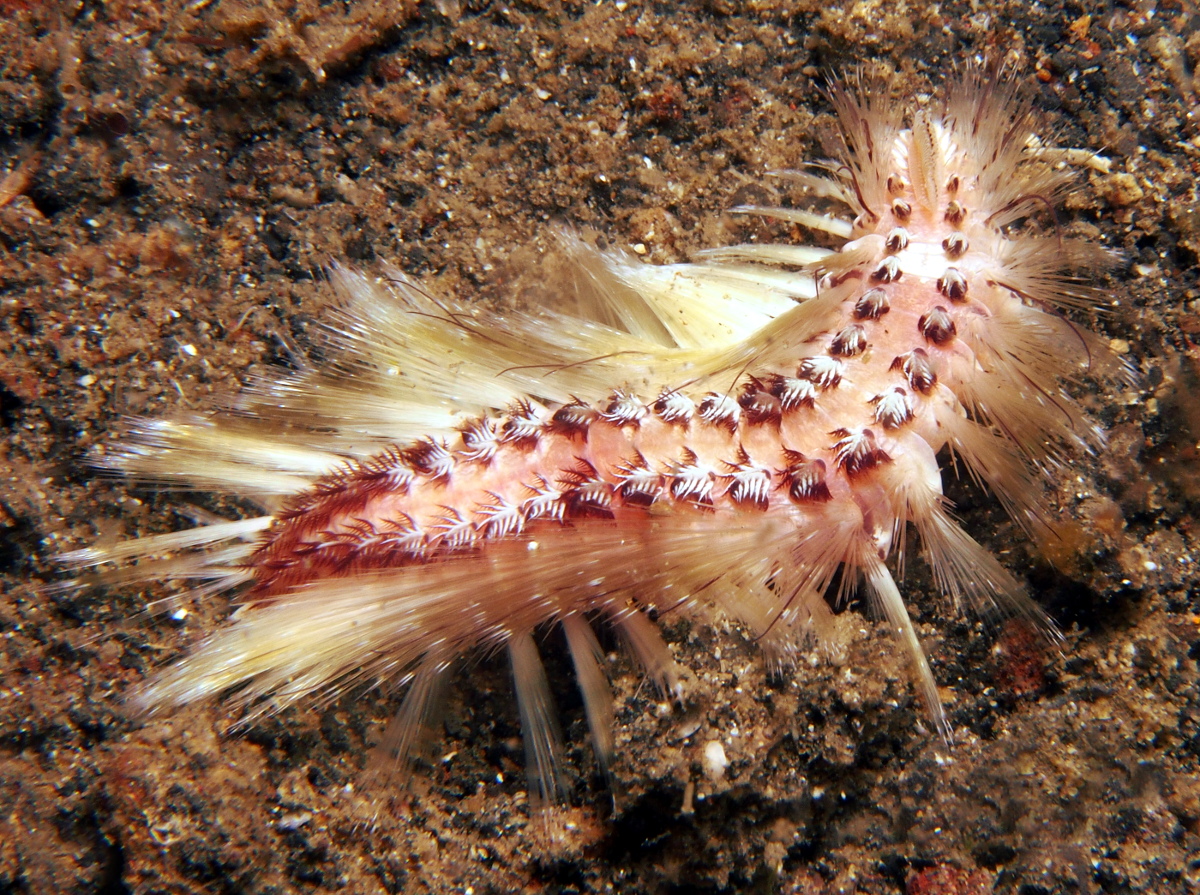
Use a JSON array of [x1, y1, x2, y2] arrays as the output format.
[[64, 61, 1128, 801]]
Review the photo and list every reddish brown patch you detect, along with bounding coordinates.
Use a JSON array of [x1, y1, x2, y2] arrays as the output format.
[[0, 0, 34, 16], [643, 83, 684, 126], [374, 56, 410, 82], [907, 865, 993, 895], [993, 618, 1049, 698], [716, 86, 754, 127]]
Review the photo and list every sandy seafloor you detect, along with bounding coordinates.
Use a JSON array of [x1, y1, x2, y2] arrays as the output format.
[[1, 1, 1199, 892]]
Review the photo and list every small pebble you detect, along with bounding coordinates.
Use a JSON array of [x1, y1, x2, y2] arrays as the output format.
[[702, 740, 728, 781]]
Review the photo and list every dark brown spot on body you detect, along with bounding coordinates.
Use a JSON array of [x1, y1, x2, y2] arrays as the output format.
[[891, 348, 938, 394], [770, 374, 818, 411], [699, 392, 741, 432], [653, 389, 696, 424], [937, 268, 968, 300], [872, 257, 901, 283], [832, 428, 891, 476], [601, 391, 646, 426], [781, 451, 832, 503], [854, 288, 890, 320], [943, 233, 968, 257], [551, 401, 597, 437], [830, 324, 868, 357], [739, 378, 782, 424], [919, 307, 956, 345]]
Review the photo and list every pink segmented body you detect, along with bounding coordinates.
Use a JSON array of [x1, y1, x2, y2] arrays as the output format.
[[255, 168, 984, 603]]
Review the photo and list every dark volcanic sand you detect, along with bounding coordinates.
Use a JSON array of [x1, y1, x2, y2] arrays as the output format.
[[1, 1, 1199, 893]]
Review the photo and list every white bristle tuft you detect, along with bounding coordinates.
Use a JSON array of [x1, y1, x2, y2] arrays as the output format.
[[561, 612, 615, 775], [509, 630, 566, 807]]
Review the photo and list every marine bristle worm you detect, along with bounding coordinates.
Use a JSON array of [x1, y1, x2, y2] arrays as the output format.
[[61, 60, 1130, 804]]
